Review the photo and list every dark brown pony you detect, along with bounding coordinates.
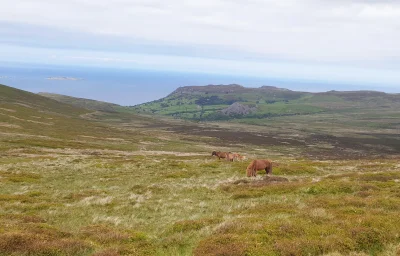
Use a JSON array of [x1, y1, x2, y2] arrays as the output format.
[[212, 151, 233, 162], [246, 159, 272, 177]]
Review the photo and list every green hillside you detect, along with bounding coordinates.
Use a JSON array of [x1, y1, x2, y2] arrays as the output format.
[[38, 92, 121, 112], [132, 85, 400, 121]]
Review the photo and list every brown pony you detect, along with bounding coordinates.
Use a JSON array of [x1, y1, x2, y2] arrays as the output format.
[[227, 153, 235, 162], [246, 159, 272, 177], [212, 151, 233, 162], [232, 153, 246, 161]]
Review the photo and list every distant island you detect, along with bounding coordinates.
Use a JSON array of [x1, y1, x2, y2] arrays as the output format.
[[46, 76, 83, 81]]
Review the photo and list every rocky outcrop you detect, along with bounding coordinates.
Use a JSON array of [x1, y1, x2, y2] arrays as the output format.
[[220, 102, 257, 116]]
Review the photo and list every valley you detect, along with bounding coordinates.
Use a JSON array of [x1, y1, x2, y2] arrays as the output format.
[[1, 84, 400, 255]]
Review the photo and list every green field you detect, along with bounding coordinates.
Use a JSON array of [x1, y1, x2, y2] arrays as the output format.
[[1, 84, 400, 255]]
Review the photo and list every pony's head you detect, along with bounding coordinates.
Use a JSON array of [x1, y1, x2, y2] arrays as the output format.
[[211, 151, 217, 156], [246, 164, 253, 177], [246, 167, 252, 177], [246, 161, 255, 177]]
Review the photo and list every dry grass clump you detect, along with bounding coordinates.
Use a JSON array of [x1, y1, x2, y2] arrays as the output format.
[[222, 180, 305, 199], [0, 170, 41, 183], [79, 225, 147, 245], [165, 170, 198, 179], [0, 221, 92, 256], [92, 248, 120, 256], [0, 232, 91, 256], [356, 162, 396, 172], [359, 171, 400, 182], [170, 218, 221, 233], [273, 160, 321, 175], [1, 214, 46, 224], [193, 234, 250, 256]]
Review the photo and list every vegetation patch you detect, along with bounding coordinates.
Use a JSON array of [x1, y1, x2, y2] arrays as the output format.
[[273, 161, 320, 175], [0, 171, 41, 183], [170, 218, 221, 233], [194, 234, 251, 256], [79, 225, 148, 244]]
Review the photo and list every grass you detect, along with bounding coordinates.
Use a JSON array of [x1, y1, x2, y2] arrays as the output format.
[[1, 150, 399, 255], [1, 83, 400, 255], [38, 92, 121, 112]]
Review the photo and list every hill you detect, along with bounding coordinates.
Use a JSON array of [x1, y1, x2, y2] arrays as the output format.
[[132, 84, 400, 121], [0, 84, 88, 116], [0, 83, 158, 151], [38, 92, 121, 112]]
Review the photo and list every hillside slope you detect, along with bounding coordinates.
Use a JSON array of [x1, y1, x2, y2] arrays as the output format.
[[0, 84, 149, 151], [38, 92, 120, 112], [0, 84, 87, 116]]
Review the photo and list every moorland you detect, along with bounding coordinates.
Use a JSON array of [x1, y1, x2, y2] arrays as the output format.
[[1, 83, 400, 256]]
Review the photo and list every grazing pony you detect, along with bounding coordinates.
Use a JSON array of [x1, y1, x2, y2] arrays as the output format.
[[227, 153, 235, 162], [246, 159, 273, 177], [212, 151, 233, 161], [232, 153, 246, 161]]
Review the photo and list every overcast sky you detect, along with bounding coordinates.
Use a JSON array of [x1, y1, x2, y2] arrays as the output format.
[[1, 0, 400, 89]]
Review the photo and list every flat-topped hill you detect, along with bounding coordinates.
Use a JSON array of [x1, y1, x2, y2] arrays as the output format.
[[132, 84, 400, 120]]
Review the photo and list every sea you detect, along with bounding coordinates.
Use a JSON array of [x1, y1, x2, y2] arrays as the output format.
[[0, 63, 393, 106]]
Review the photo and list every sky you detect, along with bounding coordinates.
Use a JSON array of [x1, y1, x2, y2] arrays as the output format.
[[0, 0, 400, 93]]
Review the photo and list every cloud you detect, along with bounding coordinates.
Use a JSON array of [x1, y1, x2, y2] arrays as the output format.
[[0, 0, 398, 62], [0, 0, 400, 86]]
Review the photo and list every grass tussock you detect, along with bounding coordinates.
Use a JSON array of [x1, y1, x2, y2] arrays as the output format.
[[79, 225, 147, 244], [0, 221, 92, 256], [273, 161, 321, 175], [194, 234, 250, 256], [0, 171, 41, 183], [0, 232, 91, 256], [170, 218, 221, 233]]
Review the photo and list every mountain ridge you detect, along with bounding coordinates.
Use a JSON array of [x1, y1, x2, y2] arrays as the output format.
[[168, 84, 297, 96]]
